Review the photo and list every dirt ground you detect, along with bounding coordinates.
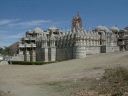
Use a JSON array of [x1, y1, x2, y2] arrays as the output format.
[[0, 52, 128, 96]]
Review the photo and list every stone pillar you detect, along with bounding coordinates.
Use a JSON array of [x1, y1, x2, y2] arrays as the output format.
[[26, 50, 30, 62], [84, 39, 86, 46], [30, 49, 36, 62], [19, 48, 23, 55], [42, 48, 48, 62], [24, 48, 27, 62], [86, 39, 88, 46], [17, 48, 24, 61], [30, 49, 32, 62], [24, 49, 30, 62], [49, 47, 56, 61]]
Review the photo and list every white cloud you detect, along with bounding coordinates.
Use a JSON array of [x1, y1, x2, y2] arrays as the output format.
[[8, 19, 51, 28], [0, 32, 24, 40], [0, 19, 52, 29], [0, 32, 24, 47], [0, 19, 19, 26], [6, 33, 24, 39]]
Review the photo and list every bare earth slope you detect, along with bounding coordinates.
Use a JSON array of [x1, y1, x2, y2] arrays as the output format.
[[0, 52, 128, 96]]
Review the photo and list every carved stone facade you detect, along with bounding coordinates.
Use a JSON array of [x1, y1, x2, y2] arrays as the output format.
[[12, 14, 123, 62], [118, 27, 128, 51]]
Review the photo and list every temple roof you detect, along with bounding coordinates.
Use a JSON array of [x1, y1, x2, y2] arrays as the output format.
[[95, 25, 110, 32]]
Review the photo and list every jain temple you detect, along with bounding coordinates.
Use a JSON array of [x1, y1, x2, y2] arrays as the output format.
[[11, 13, 128, 62]]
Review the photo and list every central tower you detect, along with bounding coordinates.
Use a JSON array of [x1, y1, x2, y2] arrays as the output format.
[[72, 12, 86, 59], [72, 12, 83, 33]]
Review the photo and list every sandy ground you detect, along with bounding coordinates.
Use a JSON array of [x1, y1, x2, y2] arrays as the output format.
[[0, 52, 128, 96]]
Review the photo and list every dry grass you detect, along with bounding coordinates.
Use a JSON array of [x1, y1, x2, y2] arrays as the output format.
[[96, 67, 128, 96], [72, 67, 128, 96]]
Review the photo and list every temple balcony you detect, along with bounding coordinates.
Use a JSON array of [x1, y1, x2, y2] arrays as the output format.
[[22, 37, 36, 41], [19, 43, 36, 48]]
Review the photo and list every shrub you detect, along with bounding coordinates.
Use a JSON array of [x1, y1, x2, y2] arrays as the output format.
[[96, 66, 128, 96], [72, 67, 128, 96], [0, 90, 13, 96], [8, 61, 55, 65]]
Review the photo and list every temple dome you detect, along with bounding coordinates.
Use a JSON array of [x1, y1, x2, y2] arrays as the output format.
[[33, 27, 43, 33], [49, 26, 58, 30], [118, 29, 128, 33], [110, 26, 119, 32], [95, 25, 110, 32]]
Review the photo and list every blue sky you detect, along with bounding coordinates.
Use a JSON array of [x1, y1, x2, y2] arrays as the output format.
[[0, 0, 128, 47]]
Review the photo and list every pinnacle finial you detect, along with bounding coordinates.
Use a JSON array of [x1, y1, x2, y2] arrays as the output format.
[[77, 11, 80, 17]]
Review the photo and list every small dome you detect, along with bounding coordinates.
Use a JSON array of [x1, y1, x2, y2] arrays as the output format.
[[110, 26, 119, 32], [119, 29, 127, 33], [48, 26, 59, 33], [33, 27, 43, 33], [49, 26, 58, 30], [26, 29, 31, 32], [95, 25, 110, 32]]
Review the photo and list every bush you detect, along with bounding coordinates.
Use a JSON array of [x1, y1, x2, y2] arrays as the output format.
[[96, 67, 128, 96], [0, 90, 13, 96], [72, 67, 128, 96], [72, 89, 98, 96], [8, 61, 55, 65]]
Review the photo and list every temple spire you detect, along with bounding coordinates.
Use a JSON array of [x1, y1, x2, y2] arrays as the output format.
[[77, 11, 80, 17], [71, 12, 83, 33]]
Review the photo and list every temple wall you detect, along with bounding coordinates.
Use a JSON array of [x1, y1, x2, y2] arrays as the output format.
[[102, 46, 119, 53], [73, 46, 86, 59], [56, 47, 73, 61], [36, 48, 42, 61], [86, 46, 101, 55], [14, 45, 119, 62], [11, 54, 24, 61], [36, 48, 49, 62]]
